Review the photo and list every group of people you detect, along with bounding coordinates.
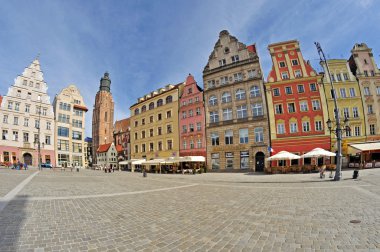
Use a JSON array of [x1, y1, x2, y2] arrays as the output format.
[[104, 165, 115, 173], [11, 160, 28, 170]]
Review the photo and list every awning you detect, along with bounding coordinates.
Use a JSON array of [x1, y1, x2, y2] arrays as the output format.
[[349, 142, 380, 151], [181, 156, 206, 162], [119, 161, 129, 165], [132, 159, 146, 165], [141, 159, 165, 165]]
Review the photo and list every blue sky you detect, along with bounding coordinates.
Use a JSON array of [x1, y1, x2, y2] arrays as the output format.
[[0, 0, 379, 137]]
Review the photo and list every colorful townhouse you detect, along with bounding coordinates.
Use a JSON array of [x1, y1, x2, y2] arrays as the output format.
[[349, 43, 380, 142], [320, 59, 366, 162], [179, 74, 206, 159], [266, 40, 330, 168], [203, 30, 269, 172]]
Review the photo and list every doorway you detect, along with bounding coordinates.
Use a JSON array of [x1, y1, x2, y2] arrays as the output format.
[[255, 152, 265, 172], [23, 153, 33, 166]]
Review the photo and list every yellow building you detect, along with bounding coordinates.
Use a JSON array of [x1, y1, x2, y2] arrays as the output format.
[[130, 83, 183, 160], [321, 59, 366, 158]]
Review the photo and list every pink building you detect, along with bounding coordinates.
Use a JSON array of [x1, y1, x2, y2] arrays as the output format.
[[179, 74, 206, 158]]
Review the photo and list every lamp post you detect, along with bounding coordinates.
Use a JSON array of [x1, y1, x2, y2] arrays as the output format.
[[315, 42, 350, 181]]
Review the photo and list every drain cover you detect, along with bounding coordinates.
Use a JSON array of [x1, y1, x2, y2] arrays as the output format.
[[350, 220, 361, 224]]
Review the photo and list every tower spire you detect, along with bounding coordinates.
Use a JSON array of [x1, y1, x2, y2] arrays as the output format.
[[99, 72, 111, 92]]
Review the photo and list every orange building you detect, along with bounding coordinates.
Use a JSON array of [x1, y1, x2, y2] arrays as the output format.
[[266, 40, 331, 168]]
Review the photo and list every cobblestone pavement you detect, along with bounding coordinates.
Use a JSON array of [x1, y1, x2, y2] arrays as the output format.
[[0, 168, 379, 251]]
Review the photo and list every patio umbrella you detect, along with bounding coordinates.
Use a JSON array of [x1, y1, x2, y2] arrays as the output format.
[[266, 151, 301, 173], [301, 148, 336, 158]]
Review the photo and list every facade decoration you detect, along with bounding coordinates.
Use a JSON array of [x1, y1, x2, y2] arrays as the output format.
[[113, 118, 130, 162]]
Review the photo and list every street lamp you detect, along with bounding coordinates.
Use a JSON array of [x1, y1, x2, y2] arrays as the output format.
[[315, 42, 348, 181]]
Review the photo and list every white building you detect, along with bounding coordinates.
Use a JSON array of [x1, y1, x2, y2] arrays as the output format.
[[0, 58, 55, 166], [96, 142, 118, 169], [53, 85, 88, 168]]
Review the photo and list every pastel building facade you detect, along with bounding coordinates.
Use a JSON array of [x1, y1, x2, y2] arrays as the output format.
[[0, 59, 56, 166], [266, 40, 330, 167], [130, 84, 183, 160], [203, 30, 269, 171], [53, 84, 88, 167], [96, 142, 118, 169], [349, 43, 380, 141], [179, 74, 206, 158]]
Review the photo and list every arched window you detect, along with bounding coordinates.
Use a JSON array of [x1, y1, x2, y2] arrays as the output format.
[[221, 92, 232, 103], [134, 108, 140, 115], [250, 86, 260, 97], [157, 99, 163, 107], [149, 102, 154, 110], [141, 105, 146, 112], [235, 89, 246, 100], [166, 96, 173, 104], [209, 95, 218, 106]]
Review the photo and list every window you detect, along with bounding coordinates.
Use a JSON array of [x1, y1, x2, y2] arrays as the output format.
[[141, 105, 146, 113], [343, 108, 350, 118], [25, 104, 30, 113], [210, 111, 219, 123], [368, 105, 373, 114], [252, 103, 263, 117], [45, 136, 51, 145], [135, 145, 138, 153], [13, 131, 19, 141], [290, 122, 297, 133], [167, 140, 173, 150], [189, 140, 194, 149], [239, 128, 248, 144], [315, 121, 323, 131], [377, 86, 380, 95], [224, 152, 233, 169], [23, 132, 29, 142], [221, 92, 232, 103], [209, 95, 217, 106], [312, 100, 320, 110], [74, 99, 81, 105], [211, 132, 219, 146], [23, 80, 27, 85], [364, 70, 368, 77], [35, 120, 40, 129], [294, 70, 302, 78], [281, 72, 289, 79], [346, 129, 351, 137], [182, 125, 187, 133], [57, 140, 69, 151], [231, 55, 239, 63], [275, 104, 283, 114], [15, 103, 20, 111], [336, 73, 342, 81], [277, 123, 285, 134], [220, 76, 228, 85], [29, 81, 33, 87], [149, 102, 154, 110], [225, 130, 233, 145], [42, 108, 47, 116], [182, 111, 186, 119], [196, 107, 201, 115], [250, 86, 260, 97], [254, 127, 264, 143], [166, 110, 172, 118], [211, 153, 220, 170], [72, 131, 82, 140], [292, 59, 299, 66], [158, 127, 162, 135], [3, 115, 8, 124], [273, 88, 280, 96], [73, 109, 83, 116], [309, 83, 317, 91], [166, 96, 172, 103], [279, 61, 286, 68], [59, 102, 71, 111], [72, 119, 83, 128], [331, 74, 335, 82], [189, 124, 194, 132], [235, 89, 246, 100], [58, 114, 70, 124], [285, 86, 292, 94], [349, 88, 356, 97], [233, 73, 243, 82], [2, 130, 8, 140], [58, 127, 69, 137], [188, 99, 193, 104], [150, 116, 153, 123], [183, 141, 187, 150], [222, 108, 233, 121], [371, 70, 375, 76], [287, 103, 295, 113], [195, 96, 199, 103], [197, 122, 201, 131], [188, 110, 193, 117], [158, 113, 162, 120], [158, 141, 162, 151], [24, 118, 29, 127], [353, 107, 359, 118], [134, 132, 138, 140], [197, 139, 202, 148], [300, 101, 308, 112], [208, 80, 215, 88], [302, 121, 310, 132], [297, 85, 304, 93], [236, 105, 247, 119], [343, 73, 349, 80], [340, 88, 347, 98], [134, 121, 138, 127], [240, 151, 249, 169], [142, 144, 146, 152], [157, 99, 163, 107], [167, 124, 172, 133], [149, 143, 154, 152], [141, 130, 146, 139], [219, 59, 226, 66], [354, 126, 360, 136], [46, 121, 51, 130], [8, 101, 13, 110], [364, 87, 370, 96], [370, 124, 375, 135], [248, 70, 256, 79]]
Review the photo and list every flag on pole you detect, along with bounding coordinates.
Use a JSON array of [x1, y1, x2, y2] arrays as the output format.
[[268, 146, 275, 153]]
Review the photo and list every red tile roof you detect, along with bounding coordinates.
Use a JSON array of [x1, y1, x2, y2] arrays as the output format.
[[97, 143, 112, 153], [114, 118, 130, 132], [115, 144, 123, 152]]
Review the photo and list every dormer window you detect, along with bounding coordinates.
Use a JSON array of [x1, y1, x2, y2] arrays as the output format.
[[231, 55, 239, 63]]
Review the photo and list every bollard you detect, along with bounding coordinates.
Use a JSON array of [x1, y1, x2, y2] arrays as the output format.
[[353, 170, 359, 179]]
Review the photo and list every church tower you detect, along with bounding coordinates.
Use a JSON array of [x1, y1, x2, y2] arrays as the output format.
[[92, 72, 114, 163]]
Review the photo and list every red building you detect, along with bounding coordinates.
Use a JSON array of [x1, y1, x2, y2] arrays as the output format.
[[179, 74, 206, 158], [113, 118, 130, 162], [266, 40, 330, 167]]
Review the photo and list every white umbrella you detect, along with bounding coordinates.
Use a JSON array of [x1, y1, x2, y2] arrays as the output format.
[[301, 148, 336, 158], [266, 151, 301, 173]]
